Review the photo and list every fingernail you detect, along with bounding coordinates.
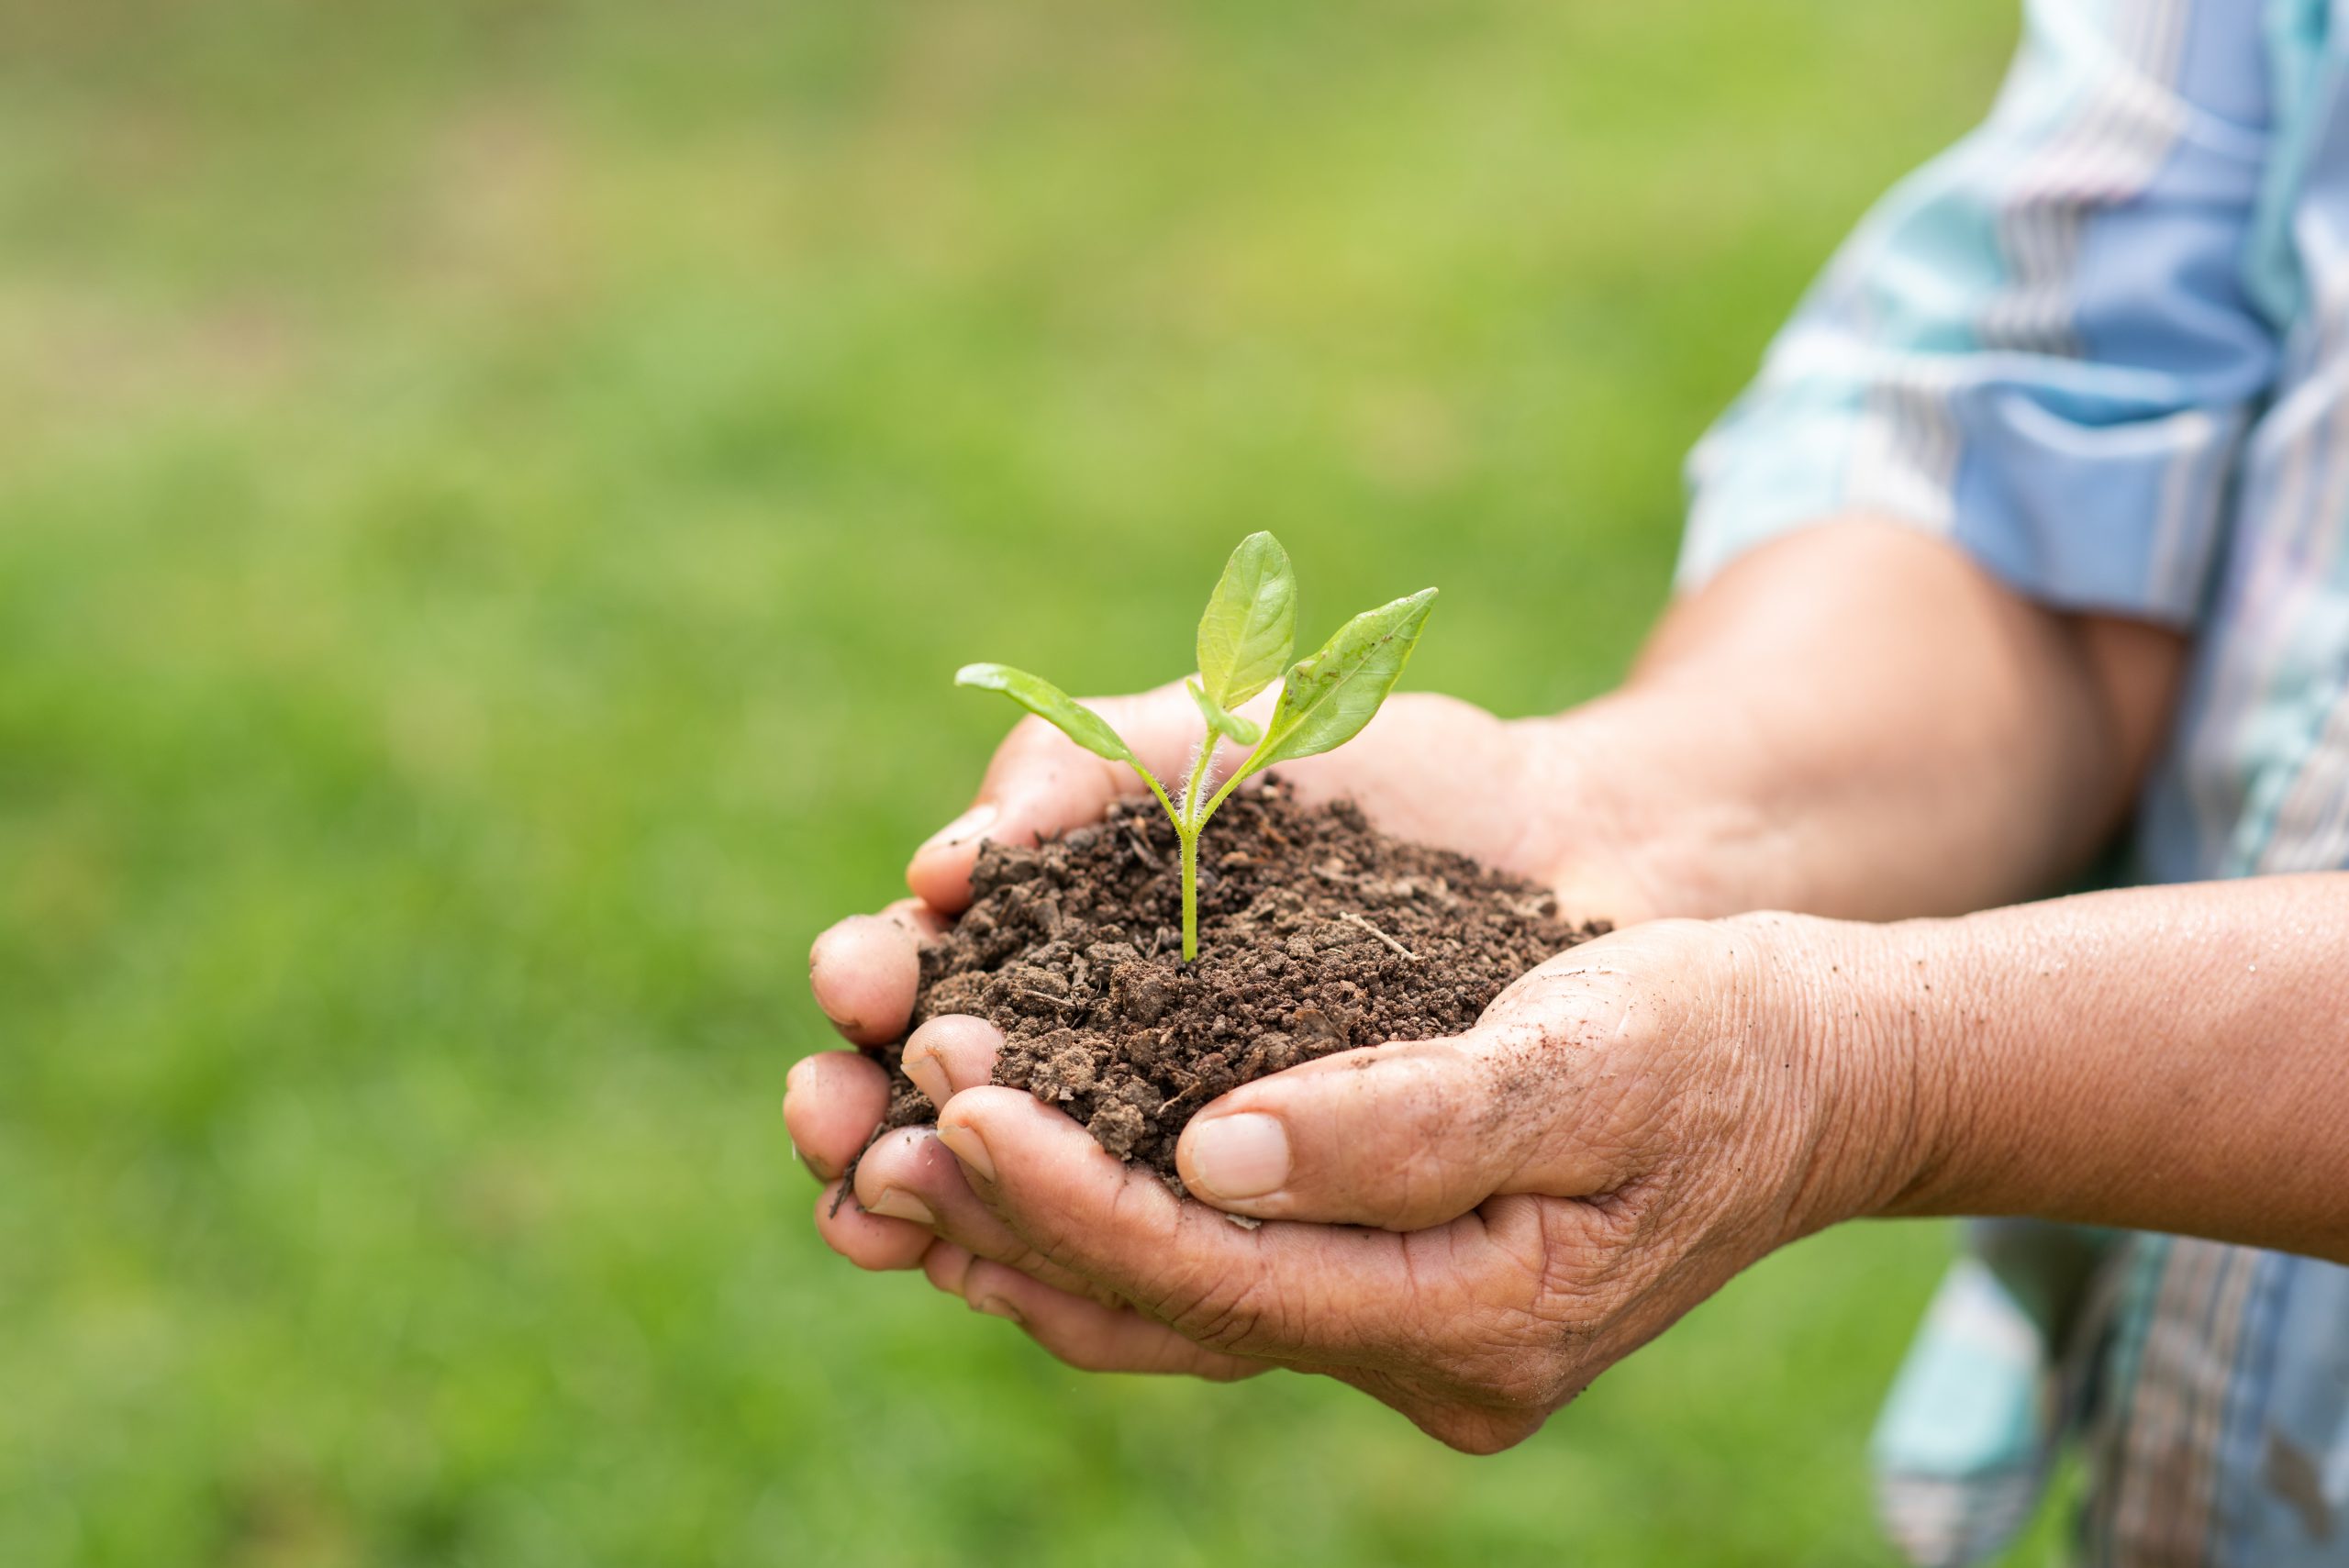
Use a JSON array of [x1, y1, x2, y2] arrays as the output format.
[[937, 1122, 998, 1184], [974, 1295, 1026, 1326], [903, 1048, 952, 1108], [1186, 1113, 1290, 1200], [866, 1187, 937, 1225], [791, 1139, 839, 1184], [920, 803, 998, 852]]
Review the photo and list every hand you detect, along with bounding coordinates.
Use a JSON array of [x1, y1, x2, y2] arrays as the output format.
[[816, 873, 2349, 1433], [898, 913, 1909, 1449], [788, 679, 1664, 1284]]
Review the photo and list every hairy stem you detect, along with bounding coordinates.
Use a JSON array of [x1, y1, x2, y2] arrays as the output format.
[[1180, 740, 1215, 828], [1194, 740, 1265, 833], [1179, 827, 1199, 962], [1174, 738, 1272, 960], [1175, 738, 1217, 962]]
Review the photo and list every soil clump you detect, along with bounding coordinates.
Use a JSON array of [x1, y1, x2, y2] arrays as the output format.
[[858, 779, 1606, 1190]]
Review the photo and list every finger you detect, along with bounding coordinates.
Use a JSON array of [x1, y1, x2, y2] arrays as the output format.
[[1171, 1039, 1521, 1229], [807, 915, 920, 1046], [853, 1121, 1120, 1305], [923, 1239, 978, 1295], [907, 681, 1264, 914], [951, 1257, 1265, 1382], [1173, 1004, 1620, 1229], [899, 1013, 1004, 1109], [920, 1243, 1150, 1355], [938, 1086, 1468, 1363], [880, 895, 949, 943], [810, 1179, 934, 1272], [783, 1051, 892, 1182]]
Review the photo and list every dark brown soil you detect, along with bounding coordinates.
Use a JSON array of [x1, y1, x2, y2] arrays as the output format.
[[858, 778, 1607, 1191]]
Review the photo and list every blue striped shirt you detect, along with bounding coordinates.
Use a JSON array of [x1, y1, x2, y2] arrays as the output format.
[[1681, 2, 2349, 1562]]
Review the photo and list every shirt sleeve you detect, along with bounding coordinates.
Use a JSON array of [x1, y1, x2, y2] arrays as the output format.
[[1679, 0, 2285, 627]]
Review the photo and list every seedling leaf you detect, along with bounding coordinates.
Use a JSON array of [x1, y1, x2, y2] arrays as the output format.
[[953, 540, 1437, 966], [955, 663, 1140, 766], [1247, 588, 1436, 772], [1195, 531, 1297, 710], [1186, 678, 1263, 747]]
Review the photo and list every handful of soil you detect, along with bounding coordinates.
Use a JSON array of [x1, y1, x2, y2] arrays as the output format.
[[861, 779, 1607, 1190]]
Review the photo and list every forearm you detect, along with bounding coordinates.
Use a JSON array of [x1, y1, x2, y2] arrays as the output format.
[[1532, 517, 2183, 921], [1848, 876, 2349, 1261]]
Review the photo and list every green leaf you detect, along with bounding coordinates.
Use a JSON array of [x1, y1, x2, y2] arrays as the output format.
[[1247, 588, 1436, 772], [954, 663, 1139, 766], [1195, 531, 1297, 710], [1186, 678, 1263, 747]]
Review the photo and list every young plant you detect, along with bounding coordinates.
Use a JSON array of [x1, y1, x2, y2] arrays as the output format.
[[956, 532, 1435, 962]]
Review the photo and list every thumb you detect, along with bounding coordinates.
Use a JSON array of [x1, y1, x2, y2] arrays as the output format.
[[1173, 1025, 1606, 1231]]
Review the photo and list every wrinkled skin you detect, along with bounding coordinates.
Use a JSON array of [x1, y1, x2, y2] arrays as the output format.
[[788, 682, 1898, 1450]]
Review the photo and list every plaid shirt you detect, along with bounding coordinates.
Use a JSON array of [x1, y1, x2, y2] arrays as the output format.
[[1682, 2, 2349, 1562]]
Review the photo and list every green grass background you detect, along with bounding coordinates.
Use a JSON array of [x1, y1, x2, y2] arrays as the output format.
[[0, 2, 2069, 1563]]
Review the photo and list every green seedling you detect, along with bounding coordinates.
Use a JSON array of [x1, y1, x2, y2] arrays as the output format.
[[957, 532, 1435, 962]]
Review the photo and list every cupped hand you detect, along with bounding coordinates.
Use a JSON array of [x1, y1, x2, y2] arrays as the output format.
[[896, 677, 1643, 921], [787, 679, 1660, 1291], [903, 914, 1910, 1449]]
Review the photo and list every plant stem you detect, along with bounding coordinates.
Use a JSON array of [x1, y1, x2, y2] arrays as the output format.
[[1135, 768, 1179, 825], [1179, 827, 1199, 962], [1176, 740, 1215, 962]]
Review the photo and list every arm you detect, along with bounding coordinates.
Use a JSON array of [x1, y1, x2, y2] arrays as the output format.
[[1536, 516, 2185, 922], [1867, 877, 2349, 1259]]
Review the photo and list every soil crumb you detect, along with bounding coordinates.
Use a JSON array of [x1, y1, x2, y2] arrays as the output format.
[[859, 778, 1607, 1190]]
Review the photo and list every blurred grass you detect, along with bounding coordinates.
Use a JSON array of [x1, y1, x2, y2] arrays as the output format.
[[0, 2, 2041, 1563]]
